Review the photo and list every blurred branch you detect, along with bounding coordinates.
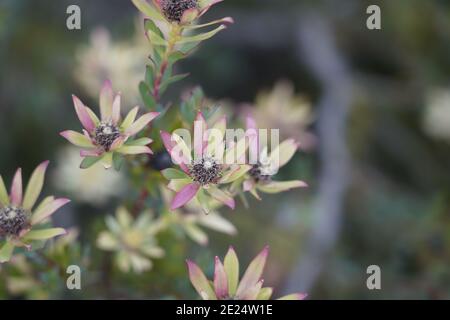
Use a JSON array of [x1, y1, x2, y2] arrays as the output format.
[[284, 12, 353, 293]]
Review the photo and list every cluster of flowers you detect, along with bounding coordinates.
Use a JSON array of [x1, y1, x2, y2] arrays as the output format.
[[0, 0, 308, 300]]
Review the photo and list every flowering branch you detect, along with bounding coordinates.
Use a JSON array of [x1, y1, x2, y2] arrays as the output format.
[[1, 0, 312, 301], [133, 0, 233, 110]]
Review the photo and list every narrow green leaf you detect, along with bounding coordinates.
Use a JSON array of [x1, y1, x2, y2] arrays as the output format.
[[80, 156, 101, 169], [161, 168, 189, 180], [144, 19, 166, 46], [203, 105, 221, 120], [125, 137, 153, 147], [139, 81, 157, 110], [178, 25, 226, 44], [160, 73, 190, 95], [196, 188, 211, 214], [192, 87, 205, 104], [184, 17, 234, 30], [180, 103, 194, 123], [132, 0, 164, 21], [179, 42, 200, 54], [161, 64, 173, 82], [0, 242, 15, 263], [144, 18, 164, 38], [113, 153, 124, 171], [168, 51, 186, 65], [180, 87, 204, 123], [22, 228, 66, 241], [147, 31, 167, 46], [0, 176, 10, 206], [145, 64, 155, 89], [224, 246, 240, 297]]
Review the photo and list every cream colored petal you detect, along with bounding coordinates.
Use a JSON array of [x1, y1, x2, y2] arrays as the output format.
[[22, 161, 49, 210]]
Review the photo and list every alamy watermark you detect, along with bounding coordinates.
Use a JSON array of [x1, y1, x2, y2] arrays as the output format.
[[366, 265, 381, 290], [366, 5, 381, 30], [66, 265, 81, 290], [66, 5, 81, 30]]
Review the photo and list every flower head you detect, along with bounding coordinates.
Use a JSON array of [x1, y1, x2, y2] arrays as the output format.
[[245, 80, 315, 150], [160, 112, 251, 213], [74, 26, 148, 109], [161, 0, 198, 23], [0, 161, 70, 263], [97, 207, 164, 273], [241, 116, 307, 200], [61, 80, 159, 169], [187, 246, 307, 300], [133, 0, 228, 25], [52, 147, 125, 206]]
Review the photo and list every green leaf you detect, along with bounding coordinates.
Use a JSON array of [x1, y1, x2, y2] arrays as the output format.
[[0, 176, 10, 206], [161, 64, 173, 84], [144, 19, 166, 46], [152, 47, 164, 66], [187, 260, 217, 300], [257, 287, 273, 300], [145, 64, 155, 89], [196, 188, 211, 214], [144, 18, 165, 38], [179, 42, 200, 54], [257, 180, 307, 193], [126, 137, 153, 146], [0, 242, 15, 263], [23, 161, 49, 210], [180, 104, 192, 123], [168, 51, 187, 65], [160, 73, 190, 95], [205, 186, 234, 209], [132, 0, 165, 21], [22, 228, 66, 241], [113, 153, 124, 171], [139, 81, 157, 110], [178, 25, 227, 44], [220, 165, 251, 184], [238, 191, 249, 209], [156, 103, 169, 115], [102, 152, 113, 169], [180, 87, 204, 123], [224, 246, 240, 297], [203, 105, 221, 120], [80, 156, 101, 169], [161, 168, 189, 180], [191, 87, 205, 104], [185, 17, 234, 30]]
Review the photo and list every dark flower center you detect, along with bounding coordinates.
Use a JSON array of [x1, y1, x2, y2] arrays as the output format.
[[161, 0, 198, 23], [94, 122, 120, 151], [189, 157, 222, 186], [249, 162, 272, 183], [0, 206, 29, 237]]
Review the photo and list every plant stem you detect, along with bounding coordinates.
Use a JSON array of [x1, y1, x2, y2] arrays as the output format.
[[153, 24, 181, 102], [134, 25, 183, 216]]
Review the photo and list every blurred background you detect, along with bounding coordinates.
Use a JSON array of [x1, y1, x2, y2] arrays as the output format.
[[1, 0, 450, 299]]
